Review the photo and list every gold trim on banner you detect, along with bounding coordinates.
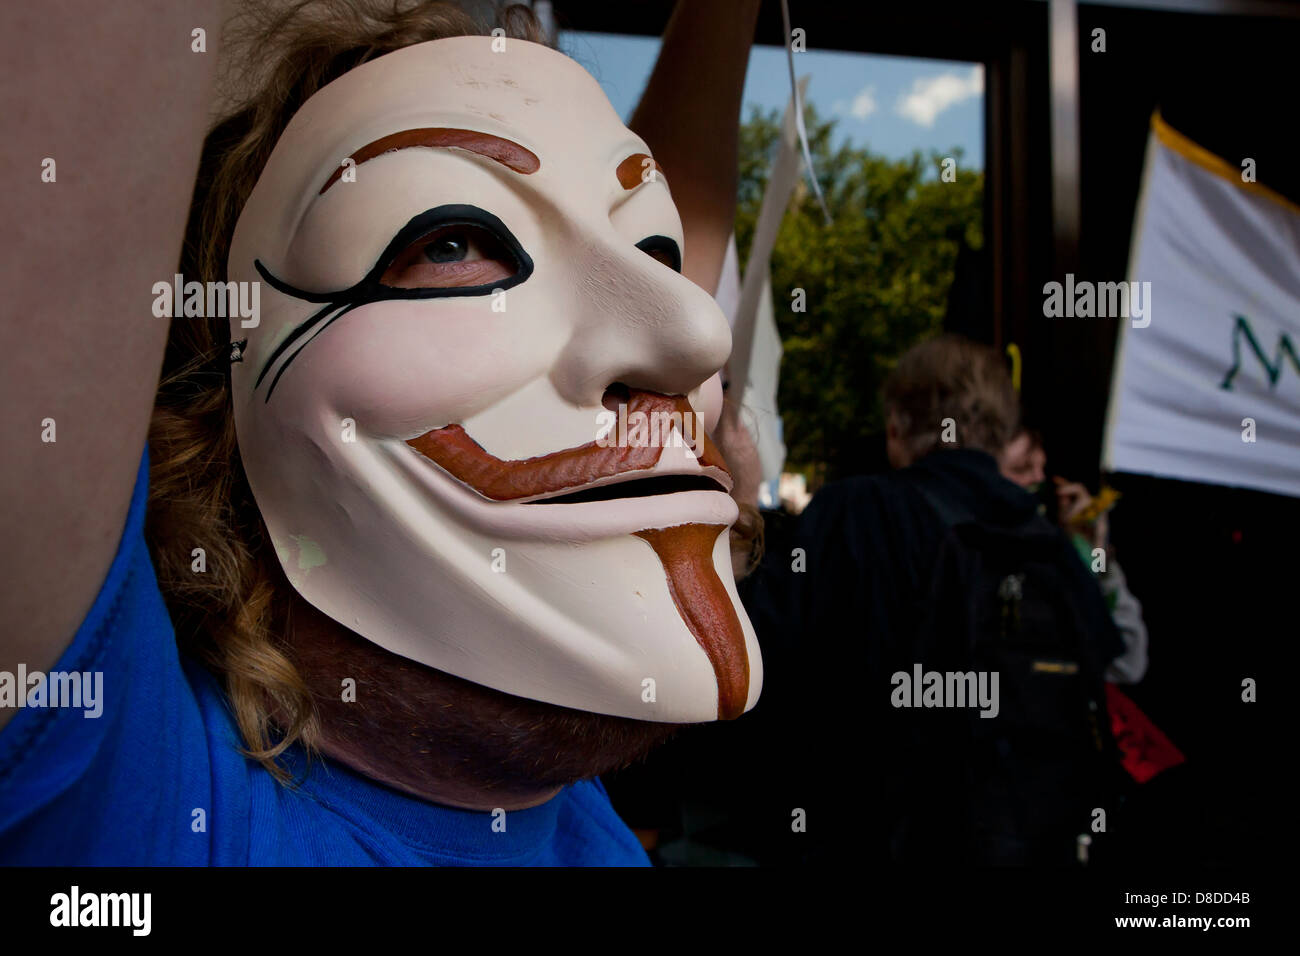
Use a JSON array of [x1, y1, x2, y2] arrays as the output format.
[[1151, 111, 1300, 217]]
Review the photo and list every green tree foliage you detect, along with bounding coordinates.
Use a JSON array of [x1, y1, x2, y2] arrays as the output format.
[[735, 105, 984, 482]]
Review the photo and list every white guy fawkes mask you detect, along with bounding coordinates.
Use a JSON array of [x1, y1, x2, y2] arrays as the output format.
[[227, 35, 761, 723]]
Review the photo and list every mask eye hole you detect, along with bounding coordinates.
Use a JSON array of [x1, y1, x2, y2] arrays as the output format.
[[380, 223, 519, 290], [635, 235, 682, 274]]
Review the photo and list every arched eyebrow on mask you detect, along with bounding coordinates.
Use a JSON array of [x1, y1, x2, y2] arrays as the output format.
[[318, 127, 540, 194], [616, 152, 667, 190]]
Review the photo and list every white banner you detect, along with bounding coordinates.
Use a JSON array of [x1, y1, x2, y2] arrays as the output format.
[[1103, 113, 1300, 498], [722, 78, 810, 508]]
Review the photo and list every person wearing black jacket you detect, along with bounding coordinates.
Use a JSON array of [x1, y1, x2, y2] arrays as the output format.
[[739, 334, 1125, 865]]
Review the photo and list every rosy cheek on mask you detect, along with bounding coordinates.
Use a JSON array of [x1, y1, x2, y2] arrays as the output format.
[[270, 297, 560, 439]]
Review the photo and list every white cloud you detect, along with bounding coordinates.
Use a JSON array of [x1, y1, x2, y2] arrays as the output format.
[[832, 85, 877, 121], [848, 86, 877, 120], [895, 65, 983, 127]]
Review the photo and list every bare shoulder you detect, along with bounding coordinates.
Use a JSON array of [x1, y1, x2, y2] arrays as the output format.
[[0, 1, 218, 727]]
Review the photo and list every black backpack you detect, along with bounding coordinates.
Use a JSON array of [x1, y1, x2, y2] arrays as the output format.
[[891, 473, 1122, 866]]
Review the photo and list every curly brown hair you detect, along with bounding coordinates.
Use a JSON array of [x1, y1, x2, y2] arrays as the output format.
[[882, 333, 1020, 461], [146, 1, 547, 781]]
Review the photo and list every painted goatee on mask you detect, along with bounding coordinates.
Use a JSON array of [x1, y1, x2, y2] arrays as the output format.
[[227, 35, 762, 723]]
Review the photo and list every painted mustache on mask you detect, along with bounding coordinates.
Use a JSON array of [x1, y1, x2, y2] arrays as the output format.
[[405, 388, 751, 720], [405, 389, 732, 502]]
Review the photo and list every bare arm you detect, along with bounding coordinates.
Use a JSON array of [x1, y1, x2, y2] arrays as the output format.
[[629, 0, 761, 296], [0, 1, 218, 728]]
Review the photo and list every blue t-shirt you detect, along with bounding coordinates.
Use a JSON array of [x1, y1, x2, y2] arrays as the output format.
[[0, 451, 650, 866]]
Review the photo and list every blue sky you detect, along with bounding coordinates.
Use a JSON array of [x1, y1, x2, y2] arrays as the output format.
[[561, 32, 985, 169]]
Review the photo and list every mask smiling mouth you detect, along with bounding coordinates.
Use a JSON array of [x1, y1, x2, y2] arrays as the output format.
[[401, 388, 751, 721], [531, 473, 727, 505], [404, 389, 733, 504]]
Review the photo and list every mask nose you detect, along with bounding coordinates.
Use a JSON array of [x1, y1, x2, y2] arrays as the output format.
[[549, 239, 733, 408]]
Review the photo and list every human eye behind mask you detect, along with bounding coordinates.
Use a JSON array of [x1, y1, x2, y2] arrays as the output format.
[[380, 220, 517, 289], [258, 203, 535, 305]]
